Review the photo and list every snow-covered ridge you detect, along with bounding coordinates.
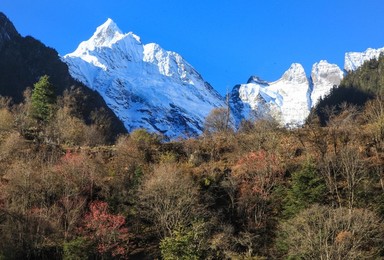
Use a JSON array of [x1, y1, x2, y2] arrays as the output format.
[[345, 47, 384, 71], [231, 45, 384, 127], [230, 61, 343, 127], [63, 18, 225, 139]]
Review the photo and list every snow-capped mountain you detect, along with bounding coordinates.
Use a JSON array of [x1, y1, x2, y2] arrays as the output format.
[[230, 45, 384, 127], [64, 18, 384, 134], [63, 19, 225, 138], [230, 61, 343, 127]]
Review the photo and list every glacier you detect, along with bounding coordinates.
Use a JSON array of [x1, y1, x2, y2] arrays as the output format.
[[63, 19, 225, 139]]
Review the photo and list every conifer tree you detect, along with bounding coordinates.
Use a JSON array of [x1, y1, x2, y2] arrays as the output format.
[[31, 75, 56, 122]]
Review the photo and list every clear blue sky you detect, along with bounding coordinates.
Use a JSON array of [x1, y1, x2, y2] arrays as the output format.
[[1, 0, 384, 95]]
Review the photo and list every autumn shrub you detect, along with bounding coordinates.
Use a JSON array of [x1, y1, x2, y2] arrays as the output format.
[[230, 150, 285, 256], [278, 205, 384, 259], [78, 201, 129, 258], [138, 163, 204, 238], [105, 135, 145, 212], [0, 108, 13, 133], [233, 150, 284, 228], [130, 128, 161, 163], [203, 107, 233, 135]]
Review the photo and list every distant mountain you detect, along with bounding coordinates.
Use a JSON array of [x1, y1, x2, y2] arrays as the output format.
[[0, 12, 126, 138], [63, 19, 226, 139], [230, 61, 344, 127], [345, 47, 384, 72], [230, 46, 384, 127]]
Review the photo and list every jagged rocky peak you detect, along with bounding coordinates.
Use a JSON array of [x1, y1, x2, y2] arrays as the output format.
[[91, 18, 125, 47], [0, 12, 20, 47], [344, 47, 384, 72], [67, 18, 142, 59], [310, 60, 344, 107], [281, 63, 307, 84], [311, 60, 343, 84]]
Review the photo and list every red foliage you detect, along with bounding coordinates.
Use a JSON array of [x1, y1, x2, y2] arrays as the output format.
[[81, 201, 129, 257], [234, 151, 283, 198]]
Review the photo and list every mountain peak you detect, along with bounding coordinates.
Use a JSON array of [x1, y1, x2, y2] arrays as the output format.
[[66, 18, 142, 58], [96, 18, 122, 35], [281, 63, 307, 84], [90, 18, 124, 47]]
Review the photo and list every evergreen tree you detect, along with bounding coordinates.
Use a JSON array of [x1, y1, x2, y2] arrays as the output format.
[[283, 161, 327, 218], [30, 75, 56, 122]]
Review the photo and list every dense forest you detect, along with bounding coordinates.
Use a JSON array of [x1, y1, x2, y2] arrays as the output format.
[[0, 55, 383, 259]]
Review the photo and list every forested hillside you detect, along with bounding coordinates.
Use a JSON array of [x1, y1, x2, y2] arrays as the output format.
[[0, 56, 383, 259]]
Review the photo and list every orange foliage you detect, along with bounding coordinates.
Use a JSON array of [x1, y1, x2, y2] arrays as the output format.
[[234, 150, 283, 199]]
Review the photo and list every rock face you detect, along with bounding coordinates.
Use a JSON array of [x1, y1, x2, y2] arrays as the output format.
[[310, 60, 344, 107], [64, 19, 225, 139], [345, 47, 384, 72]]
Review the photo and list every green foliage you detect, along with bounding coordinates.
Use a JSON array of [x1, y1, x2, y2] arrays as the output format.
[[283, 161, 327, 218], [30, 75, 56, 122], [311, 86, 373, 126], [343, 54, 384, 95], [63, 237, 90, 260], [311, 55, 384, 126], [160, 222, 207, 260], [130, 128, 161, 145], [130, 128, 162, 162]]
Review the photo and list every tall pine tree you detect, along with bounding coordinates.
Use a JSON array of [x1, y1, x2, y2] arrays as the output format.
[[31, 75, 56, 122]]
